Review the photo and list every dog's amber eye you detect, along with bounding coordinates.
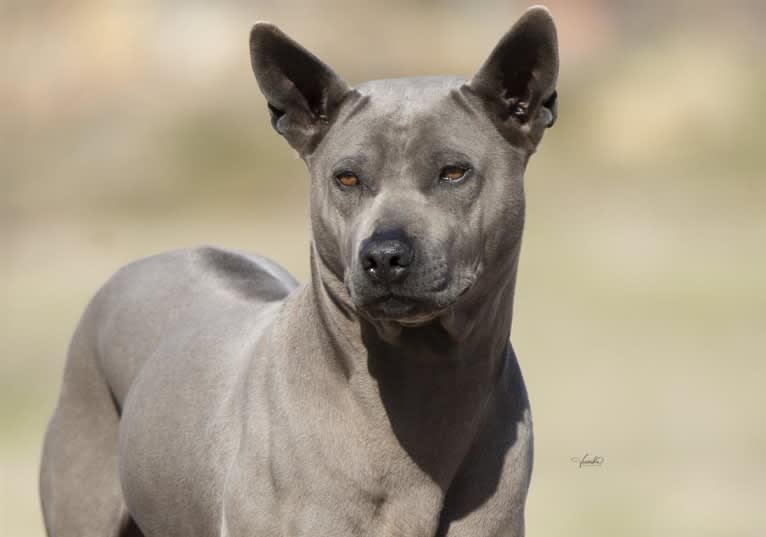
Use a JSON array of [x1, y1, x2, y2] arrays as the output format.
[[440, 165, 468, 183], [336, 172, 360, 187]]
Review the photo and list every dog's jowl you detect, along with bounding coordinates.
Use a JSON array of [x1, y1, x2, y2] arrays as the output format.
[[40, 6, 559, 537]]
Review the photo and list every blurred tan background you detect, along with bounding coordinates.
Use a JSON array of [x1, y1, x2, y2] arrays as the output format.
[[2, 1, 764, 535]]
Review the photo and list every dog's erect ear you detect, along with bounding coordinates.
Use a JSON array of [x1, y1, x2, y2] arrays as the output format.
[[468, 6, 559, 144], [250, 23, 351, 155]]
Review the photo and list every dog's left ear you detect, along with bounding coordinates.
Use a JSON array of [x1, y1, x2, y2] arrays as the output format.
[[467, 6, 559, 146], [250, 22, 352, 156]]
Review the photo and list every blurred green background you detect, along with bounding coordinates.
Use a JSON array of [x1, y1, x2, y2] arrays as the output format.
[[2, 1, 764, 535]]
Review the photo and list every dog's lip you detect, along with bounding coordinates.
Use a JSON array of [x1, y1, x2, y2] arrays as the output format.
[[367, 292, 414, 305], [364, 293, 421, 311], [359, 293, 432, 320], [355, 272, 479, 321], [356, 293, 447, 326], [348, 265, 480, 325]]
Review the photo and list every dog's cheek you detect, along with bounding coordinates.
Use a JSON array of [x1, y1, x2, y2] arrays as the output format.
[[310, 186, 352, 279], [489, 198, 525, 269]]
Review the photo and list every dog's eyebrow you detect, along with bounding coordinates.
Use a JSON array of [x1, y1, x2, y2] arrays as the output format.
[[331, 155, 368, 172], [429, 149, 473, 167]]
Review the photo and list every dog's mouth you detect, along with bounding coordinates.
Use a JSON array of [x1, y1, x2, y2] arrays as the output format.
[[354, 279, 476, 327], [361, 294, 441, 325], [345, 255, 480, 327]]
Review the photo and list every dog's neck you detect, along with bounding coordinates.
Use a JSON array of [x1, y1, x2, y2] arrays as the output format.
[[305, 243, 520, 487]]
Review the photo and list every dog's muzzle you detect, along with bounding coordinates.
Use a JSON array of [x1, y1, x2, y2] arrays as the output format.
[[349, 229, 459, 324]]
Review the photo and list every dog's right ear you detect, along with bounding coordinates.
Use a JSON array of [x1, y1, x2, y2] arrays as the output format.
[[250, 23, 352, 156]]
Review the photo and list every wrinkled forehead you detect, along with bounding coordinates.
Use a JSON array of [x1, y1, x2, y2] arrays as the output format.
[[311, 76, 506, 167], [354, 76, 467, 121]]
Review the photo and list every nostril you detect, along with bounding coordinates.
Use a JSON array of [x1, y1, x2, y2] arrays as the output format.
[[363, 255, 377, 271]]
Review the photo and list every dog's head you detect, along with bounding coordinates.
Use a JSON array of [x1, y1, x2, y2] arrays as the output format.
[[250, 7, 558, 327]]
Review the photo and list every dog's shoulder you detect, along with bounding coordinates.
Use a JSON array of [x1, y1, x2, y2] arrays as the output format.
[[90, 246, 297, 320], [192, 246, 299, 302]]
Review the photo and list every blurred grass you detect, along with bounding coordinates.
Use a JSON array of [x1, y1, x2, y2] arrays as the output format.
[[2, 1, 765, 536]]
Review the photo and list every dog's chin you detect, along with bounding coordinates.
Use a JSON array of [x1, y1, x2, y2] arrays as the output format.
[[354, 294, 449, 327]]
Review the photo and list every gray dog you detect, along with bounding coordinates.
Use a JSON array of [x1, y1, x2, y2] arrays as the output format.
[[40, 6, 558, 537]]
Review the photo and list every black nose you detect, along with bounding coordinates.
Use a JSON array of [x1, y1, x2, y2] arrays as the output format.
[[360, 232, 414, 284]]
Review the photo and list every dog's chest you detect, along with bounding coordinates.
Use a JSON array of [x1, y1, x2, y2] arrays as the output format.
[[222, 394, 447, 537], [224, 449, 445, 537]]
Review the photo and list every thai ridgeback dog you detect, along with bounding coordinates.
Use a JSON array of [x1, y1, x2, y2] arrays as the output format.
[[40, 6, 559, 536]]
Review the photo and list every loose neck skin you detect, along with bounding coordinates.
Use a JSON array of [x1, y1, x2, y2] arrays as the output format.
[[305, 242, 522, 487]]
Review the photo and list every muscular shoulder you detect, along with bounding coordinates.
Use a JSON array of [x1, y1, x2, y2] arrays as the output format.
[[80, 247, 299, 404], [102, 246, 299, 305], [190, 246, 299, 301]]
